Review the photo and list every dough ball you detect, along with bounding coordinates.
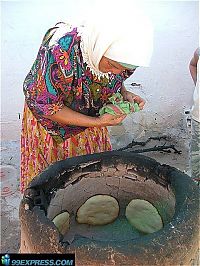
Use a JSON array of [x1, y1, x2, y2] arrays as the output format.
[[125, 199, 163, 234], [52, 211, 70, 235], [76, 195, 119, 225]]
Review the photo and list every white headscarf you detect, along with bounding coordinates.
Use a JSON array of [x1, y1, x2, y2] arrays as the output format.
[[49, 2, 153, 78], [79, 2, 154, 77]]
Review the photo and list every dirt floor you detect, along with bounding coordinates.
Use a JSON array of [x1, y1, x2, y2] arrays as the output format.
[[1, 140, 21, 253]]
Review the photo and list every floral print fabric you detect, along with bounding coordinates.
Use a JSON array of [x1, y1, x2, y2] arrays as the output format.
[[20, 104, 112, 193]]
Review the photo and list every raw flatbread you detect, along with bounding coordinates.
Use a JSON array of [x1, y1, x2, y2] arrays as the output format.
[[52, 211, 70, 235], [125, 199, 163, 234], [76, 195, 119, 225]]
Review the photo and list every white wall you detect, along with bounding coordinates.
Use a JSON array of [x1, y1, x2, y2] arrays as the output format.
[[1, 0, 199, 141], [122, 0, 199, 141]]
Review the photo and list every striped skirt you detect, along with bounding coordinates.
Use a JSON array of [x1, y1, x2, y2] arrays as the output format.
[[20, 104, 112, 193]]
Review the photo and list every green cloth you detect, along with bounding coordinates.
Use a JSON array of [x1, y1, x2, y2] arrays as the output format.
[[99, 92, 140, 116]]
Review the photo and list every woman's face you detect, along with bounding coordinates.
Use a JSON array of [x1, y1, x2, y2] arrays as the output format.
[[99, 56, 130, 74]]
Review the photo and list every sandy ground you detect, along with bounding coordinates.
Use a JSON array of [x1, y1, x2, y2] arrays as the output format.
[[0, 120, 192, 254], [1, 138, 21, 253]]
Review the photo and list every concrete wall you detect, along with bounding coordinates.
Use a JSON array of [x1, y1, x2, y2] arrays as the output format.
[[1, 0, 198, 141]]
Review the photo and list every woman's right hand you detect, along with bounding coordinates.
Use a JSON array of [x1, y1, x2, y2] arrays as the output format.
[[97, 113, 127, 127], [44, 105, 126, 128]]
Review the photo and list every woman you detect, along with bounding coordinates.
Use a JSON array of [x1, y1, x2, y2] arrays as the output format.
[[20, 7, 153, 193]]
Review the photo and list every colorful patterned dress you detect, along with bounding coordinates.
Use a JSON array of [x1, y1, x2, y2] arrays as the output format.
[[20, 25, 134, 193]]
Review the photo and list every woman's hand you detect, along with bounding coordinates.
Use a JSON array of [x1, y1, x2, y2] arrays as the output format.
[[44, 106, 126, 127], [122, 90, 146, 110], [97, 113, 127, 127]]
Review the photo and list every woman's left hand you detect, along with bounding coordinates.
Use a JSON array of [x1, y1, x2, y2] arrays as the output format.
[[122, 91, 146, 110]]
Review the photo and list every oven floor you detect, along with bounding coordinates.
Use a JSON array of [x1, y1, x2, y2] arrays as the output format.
[[63, 214, 143, 245]]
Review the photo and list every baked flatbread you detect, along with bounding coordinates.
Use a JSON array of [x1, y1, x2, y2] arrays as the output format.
[[125, 199, 163, 234], [76, 195, 119, 225]]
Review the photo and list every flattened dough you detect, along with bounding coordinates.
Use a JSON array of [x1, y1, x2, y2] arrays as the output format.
[[125, 199, 163, 234], [76, 195, 119, 225], [52, 211, 70, 235]]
